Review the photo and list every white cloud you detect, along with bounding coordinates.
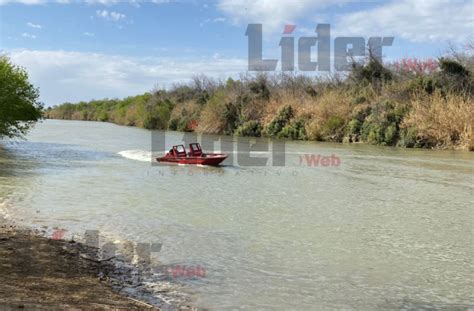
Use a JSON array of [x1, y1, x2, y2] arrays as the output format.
[[6, 49, 246, 106], [217, 0, 473, 42], [86, 0, 119, 4], [21, 33, 37, 39], [0, 0, 146, 4], [0, 0, 43, 4], [86, 0, 170, 4], [110, 11, 125, 21], [334, 0, 474, 43], [96, 9, 126, 21], [83, 32, 95, 37], [0, 0, 71, 4], [26, 22, 42, 29], [200, 16, 228, 27], [217, 0, 348, 32]]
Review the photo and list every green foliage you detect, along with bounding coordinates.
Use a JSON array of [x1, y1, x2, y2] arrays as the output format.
[[225, 77, 236, 90], [407, 76, 441, 94], [97, 111, 108, 122], [320, 116, 345, 141], [351, 58, 392, 86], [406, 58, 473, 96], [168, 106, 198, 132], [347, 119, 362, 136], [235, 120, 262, 137], [248, 74, 270, 100], [397, 127, 416, 148], [142, 98, 174, 129], [45, 52, 472, 150], [0, 55, 43, 138], [359, 101, 406, 145], [196, 89, 244, 134], [384, 123, 397, 145], [278, 119, 306, 140], [223, 102, 239, 135], [167, 118, 179, 131], [169, 85, 197, 103], [397, 127, 433, 149], [265, 105, 293, 137], [438, 58, 472, 94], [351, 95, 367, 105], [168, 116, 193, 132], [439, 58, 470, 77]]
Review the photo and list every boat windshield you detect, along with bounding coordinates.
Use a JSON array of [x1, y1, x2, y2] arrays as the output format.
[[176, 145, 185, 153]]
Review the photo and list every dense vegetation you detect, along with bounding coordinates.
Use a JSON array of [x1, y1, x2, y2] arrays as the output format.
[[0, 55, 43, 138], [46, 51, 473, 151]]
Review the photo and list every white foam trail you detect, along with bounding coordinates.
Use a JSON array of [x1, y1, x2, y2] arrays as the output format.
[[118, 150, 153, 162]]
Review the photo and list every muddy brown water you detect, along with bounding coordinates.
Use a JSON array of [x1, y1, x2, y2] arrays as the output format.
[[0, 120, 473, 310]]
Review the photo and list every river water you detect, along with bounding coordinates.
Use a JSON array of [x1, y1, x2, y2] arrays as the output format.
[[0, 120, 473, 310]]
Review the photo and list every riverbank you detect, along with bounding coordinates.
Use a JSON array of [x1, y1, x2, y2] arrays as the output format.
[[0, 218, 159, 310], [45, 56, 473, 151]]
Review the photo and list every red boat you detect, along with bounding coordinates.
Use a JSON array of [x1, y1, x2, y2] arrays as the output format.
[[156, 143, 227, 166]]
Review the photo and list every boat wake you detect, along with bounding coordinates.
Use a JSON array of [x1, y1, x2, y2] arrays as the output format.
[[118, 150, 153, 162]]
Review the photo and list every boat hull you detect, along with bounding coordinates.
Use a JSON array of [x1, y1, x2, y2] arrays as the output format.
[[156, 154, 227, 166]]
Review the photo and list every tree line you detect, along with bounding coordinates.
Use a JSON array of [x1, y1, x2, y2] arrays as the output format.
[[47, 50, 473, 150], [2, 48, 472, 151]]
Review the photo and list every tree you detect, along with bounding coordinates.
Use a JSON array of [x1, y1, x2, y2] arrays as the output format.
[[0, 55, 43, 138]]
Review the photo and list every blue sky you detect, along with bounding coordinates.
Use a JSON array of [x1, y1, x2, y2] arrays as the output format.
[[1, 0, 473, 105]]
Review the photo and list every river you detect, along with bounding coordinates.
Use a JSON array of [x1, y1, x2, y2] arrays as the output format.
[[0, 120, 472, 310]]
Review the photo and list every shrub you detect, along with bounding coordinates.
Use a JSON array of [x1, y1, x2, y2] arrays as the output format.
[[235, 120, 262, 137], [265, 105, 293, 137], [351, 104, 372, 123], [320, 116, 345, 141], [407, 75, 440, 94], [168, 117, 194, 132], [197, 91, 227, 134], [278, 119, 307, 140], [248, 74, 271, 100], [168, 101, 200, 132], [141, 98, 174, 129], [397, 127, 430, 148], [347, 119, 362, 136], [439, 58, 470, 77], [97, 111, 108, 122], [305, 120, 322, 141], [305, 86, 318, 98], [361, 116, 386, 144], [351, 95, 367, 105], [223, 102, 239, 134], [359, 101, 404, 146], [384, 123, 398, 145], [351, 58, 392, 86], [402, 91, 473, 150]]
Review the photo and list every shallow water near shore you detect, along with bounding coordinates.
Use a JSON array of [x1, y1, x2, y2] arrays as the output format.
[[0, 120, 473, 310]]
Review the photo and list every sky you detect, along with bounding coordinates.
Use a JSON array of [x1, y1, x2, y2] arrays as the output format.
[[0, 0, 473, 106]]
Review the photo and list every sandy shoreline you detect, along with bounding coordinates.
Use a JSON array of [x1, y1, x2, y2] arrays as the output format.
[[0, 218, 162, 311]]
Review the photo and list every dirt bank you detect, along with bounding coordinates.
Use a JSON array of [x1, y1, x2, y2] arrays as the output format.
[[0, 222, 159, 310]]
